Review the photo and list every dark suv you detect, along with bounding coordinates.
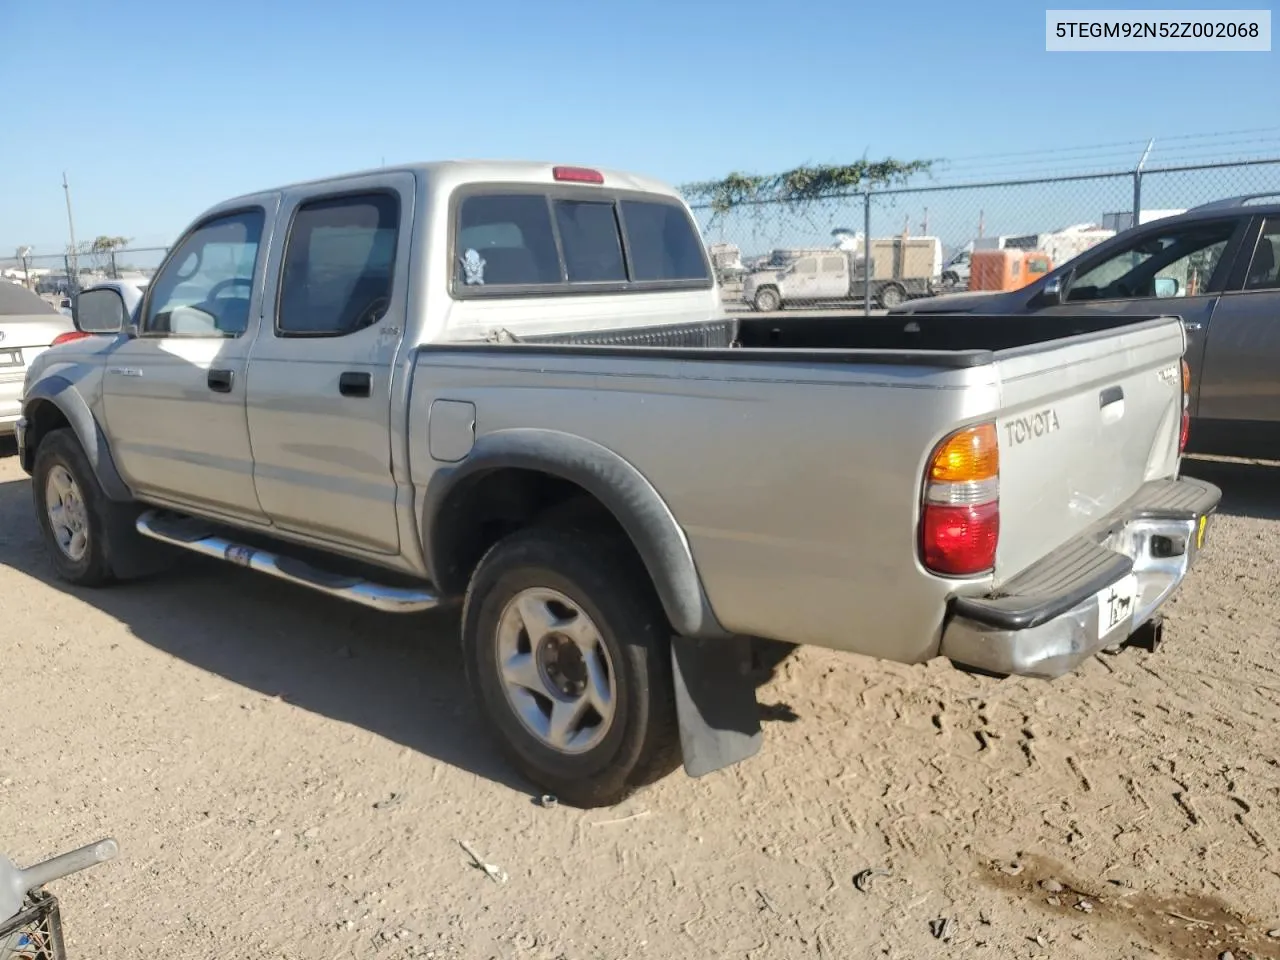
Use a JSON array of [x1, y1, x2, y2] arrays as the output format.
[[892, 193, 1280, 459]]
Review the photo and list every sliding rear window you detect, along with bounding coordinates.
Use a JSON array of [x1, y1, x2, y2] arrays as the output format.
[[453, 189, 710, 296]]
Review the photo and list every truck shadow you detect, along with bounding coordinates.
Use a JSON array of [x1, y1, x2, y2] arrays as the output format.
[[0, 475, 532, 794], [1181, 457, 1280, 521]]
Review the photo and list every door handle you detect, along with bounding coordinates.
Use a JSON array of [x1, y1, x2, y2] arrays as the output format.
[[207, 369, 234, 393], [1099, 385, 1124, 408], [339, 371, 372, 398]]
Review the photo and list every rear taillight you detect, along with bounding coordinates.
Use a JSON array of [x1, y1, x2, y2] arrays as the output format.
[[920, 422, 999, 576], [1179, 359, 1191, 454], [51, 331, 92, 347]]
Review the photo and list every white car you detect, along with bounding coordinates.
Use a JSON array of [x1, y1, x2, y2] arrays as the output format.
[[0, 284, 75, 437]]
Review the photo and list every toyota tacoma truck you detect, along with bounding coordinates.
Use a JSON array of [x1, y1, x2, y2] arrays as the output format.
[[17, 160, 1220, 807]]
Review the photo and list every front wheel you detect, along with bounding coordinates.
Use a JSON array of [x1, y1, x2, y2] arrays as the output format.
[[462, 527, 680, 807], [32, 428, 140, 586], [753, 287, 781, 312]]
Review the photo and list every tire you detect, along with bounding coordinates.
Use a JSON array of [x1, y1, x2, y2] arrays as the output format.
[[940, 272, 958, 289], [462, 526, 680, 807], [877, 283, 906, 309], [31, 428, 147, 587], [753, 287, 781, 312]]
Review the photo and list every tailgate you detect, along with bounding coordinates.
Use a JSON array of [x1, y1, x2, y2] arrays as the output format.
[[992, 316, 1185, 584]]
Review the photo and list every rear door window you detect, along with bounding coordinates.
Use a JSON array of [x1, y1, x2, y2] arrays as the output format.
[[277, 192, 399, 336], [1244, 219, 1280, 291]]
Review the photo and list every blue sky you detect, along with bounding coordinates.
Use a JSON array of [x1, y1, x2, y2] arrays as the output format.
[[2, 0, 1276, 258]]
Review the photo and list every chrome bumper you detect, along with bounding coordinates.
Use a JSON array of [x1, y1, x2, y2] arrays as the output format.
[[940, 477, 1221, 680]]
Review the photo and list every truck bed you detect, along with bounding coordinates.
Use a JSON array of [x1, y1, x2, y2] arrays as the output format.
[[447, 313, 1173, 367], [415, 310, 1187, 660]]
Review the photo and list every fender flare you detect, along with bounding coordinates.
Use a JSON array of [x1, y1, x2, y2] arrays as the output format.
[[421, 428, 730, 639], [21, 376, 133, 502]]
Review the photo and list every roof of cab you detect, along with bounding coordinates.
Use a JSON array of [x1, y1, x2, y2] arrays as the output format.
[[220, 160, 685, 208]]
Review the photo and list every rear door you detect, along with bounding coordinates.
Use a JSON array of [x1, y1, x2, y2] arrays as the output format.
[[1197, 216, 1280, 428], [815, 254, 849, 299], [1034, 215, 1250, 417], [782, 256, 820, 303], [245, 172, 414, 555], [991, 316, 1187, 582]]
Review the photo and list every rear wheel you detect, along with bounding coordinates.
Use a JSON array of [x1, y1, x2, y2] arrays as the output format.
[[877, 283, 906, 309], [462, 527, 680, 807], [753, 287, 781, 312]]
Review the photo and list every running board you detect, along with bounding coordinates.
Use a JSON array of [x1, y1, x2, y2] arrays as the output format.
[[134, 510, 439, 613]]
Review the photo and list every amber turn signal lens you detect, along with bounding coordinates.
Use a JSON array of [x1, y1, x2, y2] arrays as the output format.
[[929, 423, 999, 483], [1181, 359, 1191, 395]]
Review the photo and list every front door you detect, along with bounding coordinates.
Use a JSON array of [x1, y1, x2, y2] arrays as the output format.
[[246, 174, 414, 555], [1038, 215, 1248, 418], [1198, 216, 1280, 428], [783, 256, 820, 303], [101, 201, 276, 521]]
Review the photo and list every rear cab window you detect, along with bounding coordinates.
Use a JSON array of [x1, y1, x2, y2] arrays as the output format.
[[452, 186, 711, 296]]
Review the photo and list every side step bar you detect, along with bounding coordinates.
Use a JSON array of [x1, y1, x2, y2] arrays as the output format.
[[135, 510, 439, 613]]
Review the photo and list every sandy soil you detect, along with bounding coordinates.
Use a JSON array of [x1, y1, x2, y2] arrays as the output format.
[[3, 447, 1280, 960]]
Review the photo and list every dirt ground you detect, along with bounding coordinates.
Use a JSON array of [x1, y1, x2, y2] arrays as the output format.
[[3, 448, 1280, 960]]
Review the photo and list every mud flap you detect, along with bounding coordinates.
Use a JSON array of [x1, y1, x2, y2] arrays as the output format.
[[670, 635, 762, 778]]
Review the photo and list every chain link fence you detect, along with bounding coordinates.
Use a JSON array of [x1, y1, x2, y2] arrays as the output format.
[[3, 158, 1277, 311], [697, 157, 1280, 313], [0, 246, 169, 301]]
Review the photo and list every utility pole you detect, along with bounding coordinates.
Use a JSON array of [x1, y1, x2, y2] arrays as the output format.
[[62, 171, 80, 291], [16, 246, 32, 290], [1133, 139, 1154, 229]]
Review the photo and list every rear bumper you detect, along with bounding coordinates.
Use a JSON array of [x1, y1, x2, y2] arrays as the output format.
[[0, 375, 22, 435], [940, 476, 1221, 679]]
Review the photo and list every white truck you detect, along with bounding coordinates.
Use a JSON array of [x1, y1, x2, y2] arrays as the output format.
[[741, 236, 941, 311]]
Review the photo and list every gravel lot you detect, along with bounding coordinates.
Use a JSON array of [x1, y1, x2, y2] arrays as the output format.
[[2, 445, 1279, 960]]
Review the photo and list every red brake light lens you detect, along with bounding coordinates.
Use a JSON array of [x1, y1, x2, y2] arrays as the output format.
[[922, 502, 1000, 576], [52, 331, 92, 347], [552, 165, 604, 184]]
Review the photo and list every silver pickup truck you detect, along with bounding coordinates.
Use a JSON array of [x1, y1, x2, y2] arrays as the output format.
[[17, 161, 1220, 807]]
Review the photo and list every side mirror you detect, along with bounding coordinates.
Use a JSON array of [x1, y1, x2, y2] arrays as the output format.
[[1039, 276, 1065, 306], [1154, 276, 1180, 298], [72, 288, 126, 335]]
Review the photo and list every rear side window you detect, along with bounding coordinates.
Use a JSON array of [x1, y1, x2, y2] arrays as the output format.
[[456, 195, 562, 287], [1244, 218, 1280, 291], [620, 200, 709, 281], [278, 192, 399, 336], [452, 189, 710, 295]]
